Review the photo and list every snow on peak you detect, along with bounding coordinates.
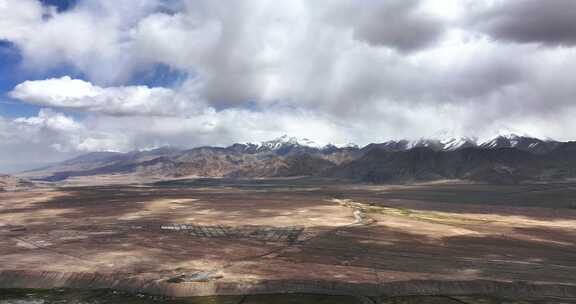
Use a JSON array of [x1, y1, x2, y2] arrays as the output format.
[[332, 142, 359, 149], [440, 137, 475, 150], [479, 131, 545, 148], [398, 134, 476, 151], [240, 135, 359, 153], [256, 135, 324, 150], [495, 128, 528, 138]]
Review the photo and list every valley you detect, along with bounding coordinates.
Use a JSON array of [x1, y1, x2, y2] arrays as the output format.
[[2, 1, 576, 302], [1, 178, 576, 302]]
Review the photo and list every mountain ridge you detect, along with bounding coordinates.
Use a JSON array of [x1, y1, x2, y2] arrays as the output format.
[[19, 134, 576, 184]]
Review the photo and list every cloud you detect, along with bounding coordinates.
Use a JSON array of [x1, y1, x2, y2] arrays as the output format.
[[0, 106, 355, 172], [0, 0, 165, 84], [6, 108, 126, 152], [469, 0, 576, 46], [0, 109, 117, 172], [1, 0, 576, 163], [10, 76, 202, 116], [0, 0, 50, 41], [4, 98, 576, 173], [323, 0, 446, 52]]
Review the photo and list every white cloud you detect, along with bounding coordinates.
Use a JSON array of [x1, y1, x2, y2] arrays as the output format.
[[0, 109, 118, 172], [8, 108, 126, 153], [14, 108, 82, 133], [0, 0, 49, 41], [4, 100, 576, 173], [1, 0, 576, 162], [10, 76, 202, 116]]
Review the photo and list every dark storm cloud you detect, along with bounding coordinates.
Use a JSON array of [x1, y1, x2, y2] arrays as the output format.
[[353, 0, 444, 52], [327, 0, 445, 52], [470, 0, 576, 46]]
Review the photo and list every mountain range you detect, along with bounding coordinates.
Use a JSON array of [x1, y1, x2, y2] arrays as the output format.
[[18, 134, 576, 184]]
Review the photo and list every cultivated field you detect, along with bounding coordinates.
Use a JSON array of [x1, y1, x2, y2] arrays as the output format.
[[1, 178, 576, 303]]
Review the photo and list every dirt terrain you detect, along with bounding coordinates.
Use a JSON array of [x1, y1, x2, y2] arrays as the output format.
[[0, 174, 33, 192], [0, 288, 551, 304], [1, 178, 576, 302]]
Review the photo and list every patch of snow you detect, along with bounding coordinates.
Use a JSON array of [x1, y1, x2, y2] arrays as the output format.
[[249, 135, 326, 151], [326, 142, 359, 149], [481, 139, 499, 148], [444, 138, 465, 150]]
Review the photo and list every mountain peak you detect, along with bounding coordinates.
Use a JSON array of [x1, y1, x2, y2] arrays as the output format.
[[478, 133, 559, 153], [495, 128, 529, 138], [386, 136, 476, 151], [438, 136, 477, 150], [258, 135, 323, 150]]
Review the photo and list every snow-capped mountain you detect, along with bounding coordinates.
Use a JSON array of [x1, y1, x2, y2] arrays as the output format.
[[20, 133, 573, 183], [231, 135, 354, 155], [361, 133, 560, 154], [258, 135, 322, 150], [479, 134, 560, 154], [408, 137, 477, 151], [438, 137, 477, 150], [364, 136, 476, 153]]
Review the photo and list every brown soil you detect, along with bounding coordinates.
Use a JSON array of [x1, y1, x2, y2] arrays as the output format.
[[1, 178, 576, 300]]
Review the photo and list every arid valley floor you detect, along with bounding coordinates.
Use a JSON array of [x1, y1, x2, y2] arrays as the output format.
[[2, 178, 576, 303]]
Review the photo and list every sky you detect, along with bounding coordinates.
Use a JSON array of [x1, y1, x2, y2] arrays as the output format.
[[1, 0, 576, 171]]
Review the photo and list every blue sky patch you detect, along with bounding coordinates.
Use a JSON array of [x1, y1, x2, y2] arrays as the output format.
[[40, 0, 77, 12]]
